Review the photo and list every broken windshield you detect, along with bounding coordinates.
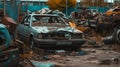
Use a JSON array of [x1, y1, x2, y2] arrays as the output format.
[[31, 15, 67, 26]]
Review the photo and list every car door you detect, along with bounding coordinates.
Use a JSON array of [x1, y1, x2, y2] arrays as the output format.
[[17, 15, 31, 42]]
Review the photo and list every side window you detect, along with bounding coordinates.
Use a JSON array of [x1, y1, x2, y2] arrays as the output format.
[[21, 16, 31, 24], [41, 17, 49, 23], [54, 17, 59, 23], [48, 17, 54, 23], [48, 17, 58, 23], [56, 17, 62, 23], [32, 16, 37, 22]]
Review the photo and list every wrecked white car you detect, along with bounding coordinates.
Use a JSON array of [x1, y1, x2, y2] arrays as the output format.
[[16, 14, 86, 50]]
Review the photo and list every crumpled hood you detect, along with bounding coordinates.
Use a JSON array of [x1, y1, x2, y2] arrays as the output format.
[[32, 26, 83, 33]]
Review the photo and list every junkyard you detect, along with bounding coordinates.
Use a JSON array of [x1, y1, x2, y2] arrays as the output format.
[[0, 0, 120, 67]]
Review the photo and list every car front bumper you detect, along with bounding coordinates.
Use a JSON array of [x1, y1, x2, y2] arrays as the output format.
[[33, 38, 86, 48]]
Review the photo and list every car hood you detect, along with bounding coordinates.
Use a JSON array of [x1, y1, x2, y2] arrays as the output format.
[[32, 26, 83, 33]]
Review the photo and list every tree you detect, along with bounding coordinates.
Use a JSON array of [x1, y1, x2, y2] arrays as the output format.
[[47, 0, 77, 11]]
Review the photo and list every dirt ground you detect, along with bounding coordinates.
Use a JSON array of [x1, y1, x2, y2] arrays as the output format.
[[36, 48, 119, 67], [19, 31, 120, 67], [29, 38, 120, 67]]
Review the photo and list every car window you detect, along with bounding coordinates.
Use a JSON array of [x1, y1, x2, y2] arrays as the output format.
[[32, 15, 66, 26], [21, 16, 31, 24]]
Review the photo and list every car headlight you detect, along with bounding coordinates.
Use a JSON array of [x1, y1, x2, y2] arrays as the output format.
[[65, 33, 71, 40]]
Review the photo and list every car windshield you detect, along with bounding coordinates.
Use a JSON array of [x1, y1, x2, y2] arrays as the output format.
[[31, 15, 67, 26]]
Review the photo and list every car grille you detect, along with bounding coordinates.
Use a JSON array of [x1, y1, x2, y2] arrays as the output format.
[[42, 33, 83, 40]]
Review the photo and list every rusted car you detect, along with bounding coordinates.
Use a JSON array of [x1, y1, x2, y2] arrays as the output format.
[[106, 6, 120, 16], [16, 14, 86, 50], [103, 14, 120, 44], [0, 23, 19, 67]]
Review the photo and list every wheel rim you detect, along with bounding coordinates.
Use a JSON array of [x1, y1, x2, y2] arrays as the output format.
[[117, 29, 120, 43], [118, 32, 120, 42], [30, 39, 34, 49]]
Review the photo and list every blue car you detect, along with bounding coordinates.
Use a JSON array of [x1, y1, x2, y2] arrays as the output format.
[[0, 23, 19, 67]]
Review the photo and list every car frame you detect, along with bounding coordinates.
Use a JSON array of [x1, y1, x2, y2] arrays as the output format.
[[106, 7, 120, 16], [16, 14, 86, 50], [0, 23, 19, 67]]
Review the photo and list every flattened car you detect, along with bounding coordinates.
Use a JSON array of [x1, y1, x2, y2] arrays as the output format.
[[16, 14, 86, 50]]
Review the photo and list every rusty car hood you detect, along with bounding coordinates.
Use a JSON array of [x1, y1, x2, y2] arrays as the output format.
[[32, 26, 83, 33]]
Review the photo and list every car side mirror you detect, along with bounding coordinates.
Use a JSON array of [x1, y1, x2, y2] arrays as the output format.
[[24, 22, 29, 26]]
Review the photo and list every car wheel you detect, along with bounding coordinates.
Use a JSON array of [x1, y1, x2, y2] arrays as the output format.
[[116, 28, 120, 44], [113, 27, 120, 44], [29, 37, 34, 49], [103, 36, 115, 44]]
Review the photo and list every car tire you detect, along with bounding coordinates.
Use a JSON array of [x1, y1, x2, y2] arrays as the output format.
[[29, 37, 34, 49], [116, 28, 120, 44], [113, 27, 120, 44], [103, 36, 115, 44]]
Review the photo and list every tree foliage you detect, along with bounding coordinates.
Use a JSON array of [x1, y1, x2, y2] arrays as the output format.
[[47, 0, 77, 11], [80, 0, 108, 7]]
